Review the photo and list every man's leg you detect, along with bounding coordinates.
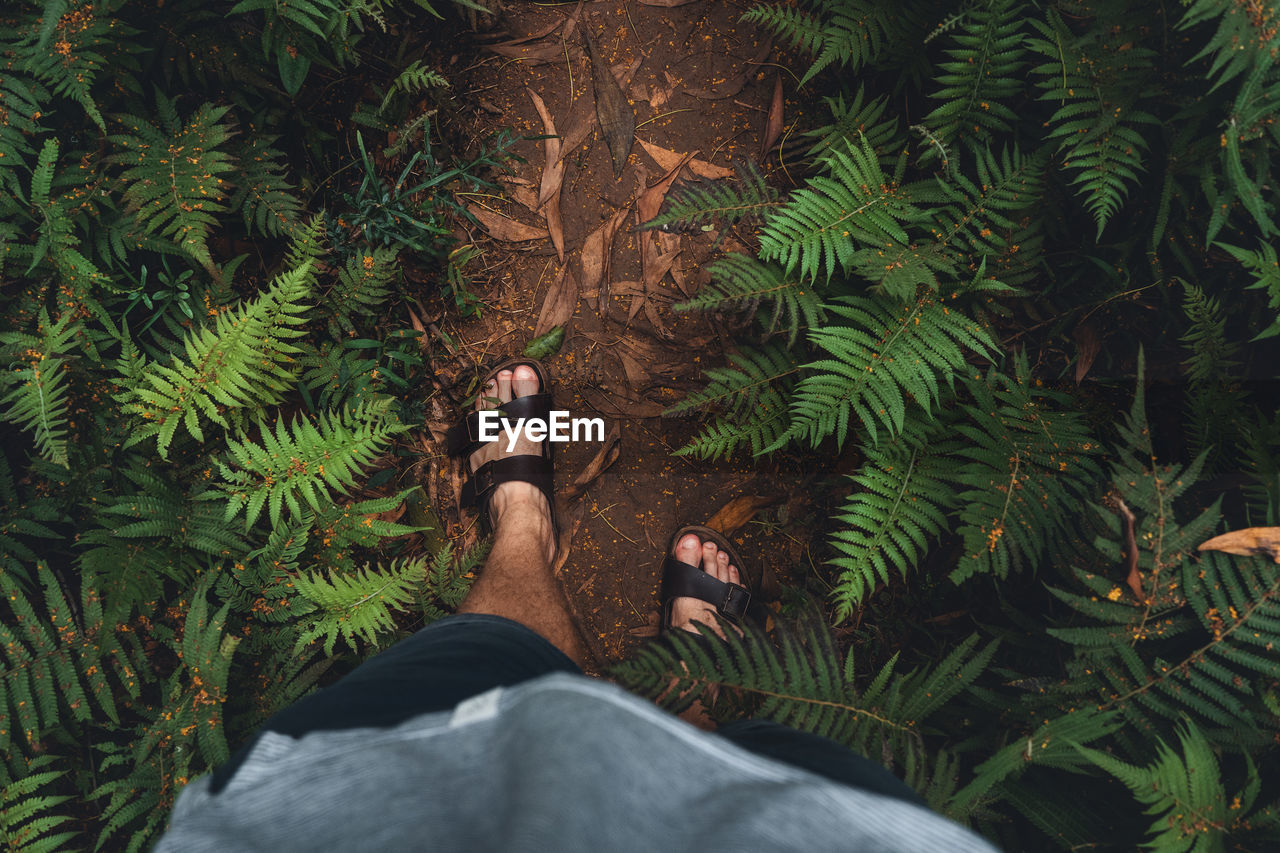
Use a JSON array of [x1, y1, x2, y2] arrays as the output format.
[[456, 365, 588, 667]]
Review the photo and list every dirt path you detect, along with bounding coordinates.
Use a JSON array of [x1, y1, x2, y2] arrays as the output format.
[[419, 0, 814, 669]]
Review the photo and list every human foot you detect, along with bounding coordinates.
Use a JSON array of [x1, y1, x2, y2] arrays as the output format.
[[664, 529, 747, 639], [458, 363, 557, 564]]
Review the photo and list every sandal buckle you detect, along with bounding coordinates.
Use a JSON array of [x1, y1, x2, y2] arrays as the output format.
[[721, 583, 751, 618]]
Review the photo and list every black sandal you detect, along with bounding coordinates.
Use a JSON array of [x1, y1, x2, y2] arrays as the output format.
[[446, 358, 559, 543], [659, 525, 763, 632]]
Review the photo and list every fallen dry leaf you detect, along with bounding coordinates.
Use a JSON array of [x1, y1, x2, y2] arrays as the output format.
[[637, 153, 695, 221], [1074, 321, 1101, 385], [706, 495, 775, 536], [528, 89, 564, 208], [584, 30, 635, 177], [580, 206, 630, 308], [535, 266, 579, 336], [1199, 528, 1280, 563], [467, 206, 549, 242], [617, 348, 649, 388], [636, 139, 732, 180], [562, 424, 621, 501], [551, 502, 587, 576], [758, 75, 784, 162], [613, 56, 643, 92]]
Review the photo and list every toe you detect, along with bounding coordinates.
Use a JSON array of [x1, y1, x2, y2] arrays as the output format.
[[675, 533, 701, 567], [715, 551, 730, 582], [726, 563, 740, 585], [496, 369, 514, 403], [512, 364, 540, 398], [702, 541, 719, 574]]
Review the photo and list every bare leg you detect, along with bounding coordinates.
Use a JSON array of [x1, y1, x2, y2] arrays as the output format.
[[457, 365, 589, 667]]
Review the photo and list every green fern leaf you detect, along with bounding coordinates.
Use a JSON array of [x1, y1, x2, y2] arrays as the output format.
[[293, 557, 428, 656], [759, 135, 926, 288], [949, 353, 1102, 582], [1220, 241, 1280, 341], [667, 344, 799, 460], [0, 309, 79, 467], [121, 261, 313, 458], [0, 759, 75, 852], [921, 0, 1027, 148], [675, 254, 823, 346], [640, 161, 781, 232], [232, 135, 303, 238], [108, 99, 237, 271], [742, 2, 890, 86], [782, 289, 999, 448], [218, 398, 406, 528], [829, 422, 962, 619]]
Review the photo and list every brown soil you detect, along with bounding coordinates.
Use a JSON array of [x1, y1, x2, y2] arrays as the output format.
[[411, 0, 822, 670]]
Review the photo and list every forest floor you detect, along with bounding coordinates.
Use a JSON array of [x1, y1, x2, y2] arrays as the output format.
[[409, 0, 824, 670]]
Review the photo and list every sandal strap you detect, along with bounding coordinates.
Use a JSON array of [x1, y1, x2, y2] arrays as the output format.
[[461, 455, 555, 513], [446, 392, 555, 457], [660, 557, 752, 620]]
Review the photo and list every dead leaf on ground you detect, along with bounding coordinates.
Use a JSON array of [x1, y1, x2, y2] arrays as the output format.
[[616, 348, 649, 388], [562, 424, 621, 501], [535, 265, 579, 336], [551, 502, 587, 576], [467, 205, 549, 242], [706, 495, 775, 536], [1199, 528, 1280, 563], [580, 206, 630, 308], [1074, 321, 1101, 385], [612, 56, 643, 92], [481, 17, 564, 46], [758, 75, 784, 162], [647, 70, 680, 109], [584, 30, 635, 177], [528, 89, 564, 208], [637, 139, 731, 180], [637, 153, 695, 221]]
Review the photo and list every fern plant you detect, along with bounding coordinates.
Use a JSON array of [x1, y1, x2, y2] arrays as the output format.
[[674, 254, 823, 346], [780, 286, 999, 448], [292, 557, 429, 656], [218, 398, 406, 528], [120, 260, 314, 458], [0, 309, 79, 467], [641, 161, 781, 233], [108, 97, 237, 272], [1079, 722, 1280, 852]]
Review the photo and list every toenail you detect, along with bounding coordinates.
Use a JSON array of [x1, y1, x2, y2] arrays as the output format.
[[680, 534, 700, 550]]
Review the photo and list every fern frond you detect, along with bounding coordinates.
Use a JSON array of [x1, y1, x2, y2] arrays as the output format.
[[293, 557, 428, 656], [921, 0, 1026, 148], [0, 564, 139, 757], [1047, 353, 1280, 741], [640, 161, 781, 232], [218, 398, 406, 528], [306, 488, 426, 572], [1027, 10, 1160, 236], [322, 247, 398, 337], [1219, 241, 1280, 340], [949, 353, 1102, 583], [742, 2, 890, 86], [379, 59, 448, 114], [804, 86, 901, 163], [781, 289, 999, 448], [675, 254, 823, 346], [759, 135, 928, 290], [419, 540, 485, 623], [0, 309, 79, 467], [0, 759, 75, 852], [829, 422, 962, 619], [232, 135, 302, 238], [613, 613, 994, 775], [0, 72, 48, 173], [121, 262, 313, 458], [1179, 0, 1280, 90], [108, 100, 236, 270], [19, 0, 127, 131], [667, 344, 799, 460], [1079, 722, 1280, 852]]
